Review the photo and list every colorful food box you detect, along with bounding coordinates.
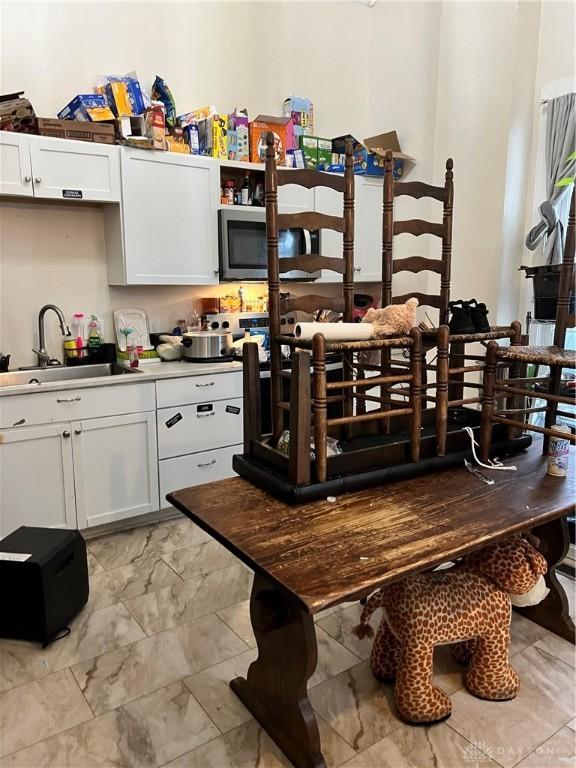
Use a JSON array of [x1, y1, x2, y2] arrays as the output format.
[[317, 138, 332, 169], [299, 135, 332, 169], [228, 109, 249, 161], [331, 130, 414, 178], [178, 105, 216, 128], [283, 96, 314, 141], [198, 113, 228, 159], [36, 118, 115, 145], [183, 124, 200, 154], [300, 136, 318, 168], [57, 94, 115, 122], [0, 91, 36, 133], [249, 115, 295, 163], [96, 77, 145, 118]]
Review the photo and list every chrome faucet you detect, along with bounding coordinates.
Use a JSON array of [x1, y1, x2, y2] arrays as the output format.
[[35, 304, 70, 367]]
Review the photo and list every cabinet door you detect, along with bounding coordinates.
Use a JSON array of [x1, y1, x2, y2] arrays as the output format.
[[72, 412, 159, 529], [314, 178, 383, 283], [0, 132, 33, 197], [120, 150, 219, 285], [28, 135, 120, 202], [0, 424, 76, 538], [355, 178, 383, 282]]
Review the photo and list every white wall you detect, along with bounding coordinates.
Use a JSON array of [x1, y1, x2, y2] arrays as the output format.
[[0, 0, 572, 365], [0, 0, 442, 366], [518, 0, 576, 320]]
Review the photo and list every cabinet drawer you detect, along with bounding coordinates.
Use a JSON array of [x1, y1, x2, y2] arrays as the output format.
[[0, 383, 155, 428], [157, 398, 243, 459], [156, 371, 243, 408], [160, 444, 240, 504]]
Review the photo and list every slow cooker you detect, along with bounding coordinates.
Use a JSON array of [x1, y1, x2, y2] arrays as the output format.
[[181, 330, 233, 362]]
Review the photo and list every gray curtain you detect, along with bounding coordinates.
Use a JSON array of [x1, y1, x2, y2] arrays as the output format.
[[526, 92, 575, 265]]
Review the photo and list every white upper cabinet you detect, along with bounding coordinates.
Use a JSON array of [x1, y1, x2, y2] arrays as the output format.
[[106, 150, 220, 285], [315, 176, 383, 283], [354, 178, 384, 282], [0, 133, 120, 202], [0, 132, 34, 197], [28, 135, 120, 202]]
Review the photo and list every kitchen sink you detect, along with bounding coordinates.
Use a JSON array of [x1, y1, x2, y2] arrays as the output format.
[[0, 363, 138, 388]]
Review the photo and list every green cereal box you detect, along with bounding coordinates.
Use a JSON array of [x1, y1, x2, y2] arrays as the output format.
[[317, 138, 332, 169], [300, 135, 318, 168]]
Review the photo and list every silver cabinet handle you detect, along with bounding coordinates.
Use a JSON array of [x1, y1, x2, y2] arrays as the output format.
[[23, 175, 32, 183], [196, 411, 215, 418], [213, 268, 220, 274], [34, 177, 42, 184], [56, 396, 82, 402], [74, 428, 82, 435], [62, 430, 71, 438], [354, 266, 362, 272], [197, 459, 216, 468], [195, 381, 215, 387]]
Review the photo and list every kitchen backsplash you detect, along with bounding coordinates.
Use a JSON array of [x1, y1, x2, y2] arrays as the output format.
[[1, 200, 370, 368]]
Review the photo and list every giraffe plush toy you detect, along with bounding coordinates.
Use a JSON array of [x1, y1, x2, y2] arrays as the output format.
[[353, 535, 548, 724]]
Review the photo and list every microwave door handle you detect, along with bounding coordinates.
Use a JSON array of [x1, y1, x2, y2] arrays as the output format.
[[303, 229, 312, 255]]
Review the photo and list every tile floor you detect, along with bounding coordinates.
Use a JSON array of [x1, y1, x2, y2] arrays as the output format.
[[0, 517, 574, 768]]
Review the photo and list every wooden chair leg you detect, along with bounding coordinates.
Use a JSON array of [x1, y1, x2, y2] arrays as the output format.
[[448, 341, 465, 402], [435, 325, 450, 457], [507, 320, 523, 439], [289, 351, 311, 485], [543, 365, 562, 455], [479, 341, 498, 462], [409, 328, 422, 462], [243, 342, 262, 455], [313, 333, 328, 484], [356, 367, 366, 415], [379, 347, 392, 435]]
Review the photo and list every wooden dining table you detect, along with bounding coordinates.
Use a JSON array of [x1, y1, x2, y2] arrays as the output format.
[[167, 443, 575, 768]]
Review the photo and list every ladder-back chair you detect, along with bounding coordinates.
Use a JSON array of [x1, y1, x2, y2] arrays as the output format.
[[480, 187, 576, 459], [380, 151, 522, 455], [258, 133, 422, 485]]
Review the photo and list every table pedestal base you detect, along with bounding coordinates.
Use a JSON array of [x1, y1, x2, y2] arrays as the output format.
[[230, 573, 326, 768], [516, 517, 575, 643]]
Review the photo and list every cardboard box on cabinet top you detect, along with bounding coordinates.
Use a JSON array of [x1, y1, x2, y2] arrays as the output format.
[[332, 130, 415, 177]]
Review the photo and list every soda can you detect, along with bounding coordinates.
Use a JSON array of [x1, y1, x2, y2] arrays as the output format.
[[547, 424, 571, 477]]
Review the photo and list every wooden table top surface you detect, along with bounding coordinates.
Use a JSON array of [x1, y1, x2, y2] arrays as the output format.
[[167, 445, 575, 613]]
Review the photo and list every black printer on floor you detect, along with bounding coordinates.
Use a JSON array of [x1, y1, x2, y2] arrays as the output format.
[[0, 527, 89, 647]]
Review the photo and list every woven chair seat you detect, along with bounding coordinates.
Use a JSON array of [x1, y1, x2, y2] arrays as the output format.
[[496, 345, 576, 368]]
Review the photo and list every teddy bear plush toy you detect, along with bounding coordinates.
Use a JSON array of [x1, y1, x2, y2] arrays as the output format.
[[362, 297, 419, 338], [353, 534, 548, 724]]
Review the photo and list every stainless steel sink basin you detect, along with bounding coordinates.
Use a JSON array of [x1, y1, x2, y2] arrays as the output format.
[[0, 363, 137, 388]]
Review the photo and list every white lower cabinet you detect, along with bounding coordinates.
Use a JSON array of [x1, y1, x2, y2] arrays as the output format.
[[0, 423, 76, 538], [0, 387, 159, 536], [73, 412, 159, 529], [157, 398, 243, 460], [160, 444, 240, 503]]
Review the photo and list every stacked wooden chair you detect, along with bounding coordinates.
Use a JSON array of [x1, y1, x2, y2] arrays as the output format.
[[479, 187, 576, 458], [378, 150, 522, 455], [242, 133, 423, 486]]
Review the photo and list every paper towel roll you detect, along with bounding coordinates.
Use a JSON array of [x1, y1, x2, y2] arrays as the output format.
[[294, 322, 375, 342]]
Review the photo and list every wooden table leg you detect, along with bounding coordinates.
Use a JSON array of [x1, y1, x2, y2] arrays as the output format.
[[515, 516, 575, 643], [230, 572, 326, 768]]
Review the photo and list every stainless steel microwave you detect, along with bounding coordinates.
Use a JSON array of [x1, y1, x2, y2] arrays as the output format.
[[218, 207, 320, 281]]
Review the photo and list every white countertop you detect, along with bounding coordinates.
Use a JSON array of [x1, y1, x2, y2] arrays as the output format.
[[0, 359, 243, 397]]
